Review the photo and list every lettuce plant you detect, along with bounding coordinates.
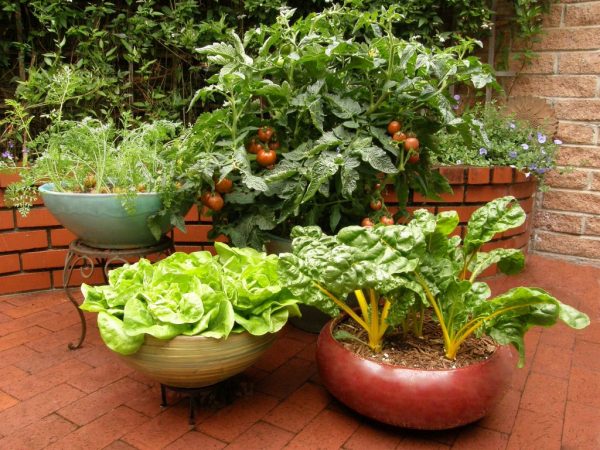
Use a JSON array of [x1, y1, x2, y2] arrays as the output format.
[[279, 196, 589, 365], [80, 243, 299, 355]]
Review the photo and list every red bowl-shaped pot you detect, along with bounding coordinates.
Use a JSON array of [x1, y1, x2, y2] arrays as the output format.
[[316, 317, 515, 430]]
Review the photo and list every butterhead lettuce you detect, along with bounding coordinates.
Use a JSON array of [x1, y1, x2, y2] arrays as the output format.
[[81, 242, 300, 355]]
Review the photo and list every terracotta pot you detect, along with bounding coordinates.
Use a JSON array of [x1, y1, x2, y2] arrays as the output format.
[[118, 332, 278, 388], [316, 317, 515, 429]]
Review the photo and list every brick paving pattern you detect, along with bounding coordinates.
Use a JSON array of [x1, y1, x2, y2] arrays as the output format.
[[0, 254, 598, 449]]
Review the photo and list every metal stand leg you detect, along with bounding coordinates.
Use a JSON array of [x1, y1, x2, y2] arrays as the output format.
[[160, 384, 168, 407], [63, 250, 87, 350]]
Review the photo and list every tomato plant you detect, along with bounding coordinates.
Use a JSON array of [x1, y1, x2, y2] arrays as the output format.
[[257, 126, 274, 143], [392, 131, 407, 142], [370, 200, 382, 211], [215, 177, 233, 193], [256, 148, 277, 166], [380, 215, 394, 225], [387, 121, 402, 135], [404, 137, 420, 151], [205, 192, 224, 211], [361, 217, 375, 228]]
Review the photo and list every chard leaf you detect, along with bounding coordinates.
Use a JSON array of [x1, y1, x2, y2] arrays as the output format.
[[470, 248, 525, 280], [463, 196, 526, 254]]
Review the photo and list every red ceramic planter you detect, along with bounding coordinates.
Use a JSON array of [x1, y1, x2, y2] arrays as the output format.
[[316, 317, 515, 430]]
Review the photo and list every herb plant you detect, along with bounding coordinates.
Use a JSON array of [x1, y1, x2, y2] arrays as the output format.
[[3, 117, 197, 238], [80, 243, 299, 355], [279, 196, 589, 365], [189, 6, 495, 248], [432, 103, 561, 186]]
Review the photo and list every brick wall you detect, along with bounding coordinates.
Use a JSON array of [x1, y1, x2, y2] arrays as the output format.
[[503, 0, 600, 264], [0, 167, 537, 294]]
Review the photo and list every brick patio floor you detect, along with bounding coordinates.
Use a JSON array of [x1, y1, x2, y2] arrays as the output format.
[[0, 254, 598, 449]]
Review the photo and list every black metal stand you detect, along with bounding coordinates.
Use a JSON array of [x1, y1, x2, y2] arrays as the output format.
[[63, 236, 175, 350]]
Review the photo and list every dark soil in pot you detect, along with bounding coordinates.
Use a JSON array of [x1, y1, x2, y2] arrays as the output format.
[[335, 313, 497, 370]]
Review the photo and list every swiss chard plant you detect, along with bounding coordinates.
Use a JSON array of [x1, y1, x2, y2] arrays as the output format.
[[279, 196, 589, 365], [80, 242, 300, 355], [186, 5, 496, 248]]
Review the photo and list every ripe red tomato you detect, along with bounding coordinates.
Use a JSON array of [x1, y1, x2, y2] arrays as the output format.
[[361, 217, 374, 228], [215, 177, 233, 193], [256, 148, 277, 166], [200, 191, 211, 206], [269, 141, 280, 150], [408, 153, 420, 164], [404, 137, 420, 151], [257, 126, 274, 143], [387, 120, 402, 136], [380, 216, 394, 225], [247, 138, 262, 154], [370, 200, 382, 211], [205, 192, 224, 211], [392, 131, 407, 142]]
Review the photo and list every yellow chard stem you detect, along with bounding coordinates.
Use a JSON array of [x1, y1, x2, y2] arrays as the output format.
[[354, 289, 370, 325], [369, 289, 379, 347], [414, 271, 453, 353], [313, 283, 369, 330], [378, 298, 391, 340]]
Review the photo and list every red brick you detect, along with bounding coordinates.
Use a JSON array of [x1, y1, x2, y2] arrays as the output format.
[[254, 336, 307, 372], [535, 210, 582, 235], [256, 357, 317, 400], [412, 186, 464, 203], [0, 383, 85, 435], [521, 372, 568, 417], [164, 432, 226, 450], [2, 289, 66, 317], [0, 210, 14, 230], [198, 392, 279, 442], [544, 169, 590, 189], [510, 75, 598, 98], [568, 366, 600, 409], [478, 388, 521, 434], [543, 190, 600, 214], [564, 2, 600, 26], [58, 377, 149, 426], [555, 100, 600, 122], [506, 409, 563, 450], [452, 426, 509, 450], [122, 405, 197, 450], [16, 207, 60, 228], [519, 27, 600, 51], [0, 272, 52, 295], [0, 171, 21, 188], [21, 249, 69, 270], [226, 421, 294, 450], [0, 413, 77, 450], [0, 253, 20, 274], [562, 401, 600, 450], [264, 383, 331, 433], [539, 324, 577, 350], [382, 185, 397, 203], [509, 52, 555, 74], [52, 267, 105, 288], [0, 230, 47, 252], [535, 232, 600, 259], [592, 172, 600, 190], [0, 345, 39, 370], [100, 441, 139, 450], [68, 361, 133, 393], [572, 340, 600, 372], [0, 309, 62, 338], [437, 166, 465, 185], [0, 391, 18, 413], [0, 365, 28, 389], [48, 405, 148, 450], [124, 385, 165, 418], [435, 206, 477, 223], [184, 204, 199, 222], [520, 197, 534, 214], [508, 180, 536, 199], [343, 423, 402, 450], [556, 122, 596, 145], [557, 145, 600, 167], [585, 216, 600, 236], [50, 228, 76, 246], [174, 245, 203, 254], [464, 185, 509, 203], [559, 50, 600, 74], [467, 167, 491, 184], [173, 224, 213, 243], [491, 167, 514, 184], [284, 409, 359, 450]]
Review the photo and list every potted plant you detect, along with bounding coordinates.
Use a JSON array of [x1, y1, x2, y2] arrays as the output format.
[[2, 116, 197, 248], [79, 242, 300, 388], [186, 5, 496, 249], [278, 196, 589, 429], [432, 101, 562, 186]]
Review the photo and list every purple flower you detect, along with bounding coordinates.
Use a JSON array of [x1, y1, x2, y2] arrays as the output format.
[[554, 139, 563, 145], [535, 167, 548, 174], [1, 150, 12, 159], [479, 147, 488, 156], [509, 122, 516, 130], [521, 143, 529, 150], [453, 94, 461, 101], [509, 151, 517, 158], [8, 140, 14, 148], [22, 147, 29, 154], [537, 132, 547, 144]]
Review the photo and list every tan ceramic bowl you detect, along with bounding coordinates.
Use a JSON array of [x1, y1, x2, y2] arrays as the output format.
[[118, 332, 278, 388]]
